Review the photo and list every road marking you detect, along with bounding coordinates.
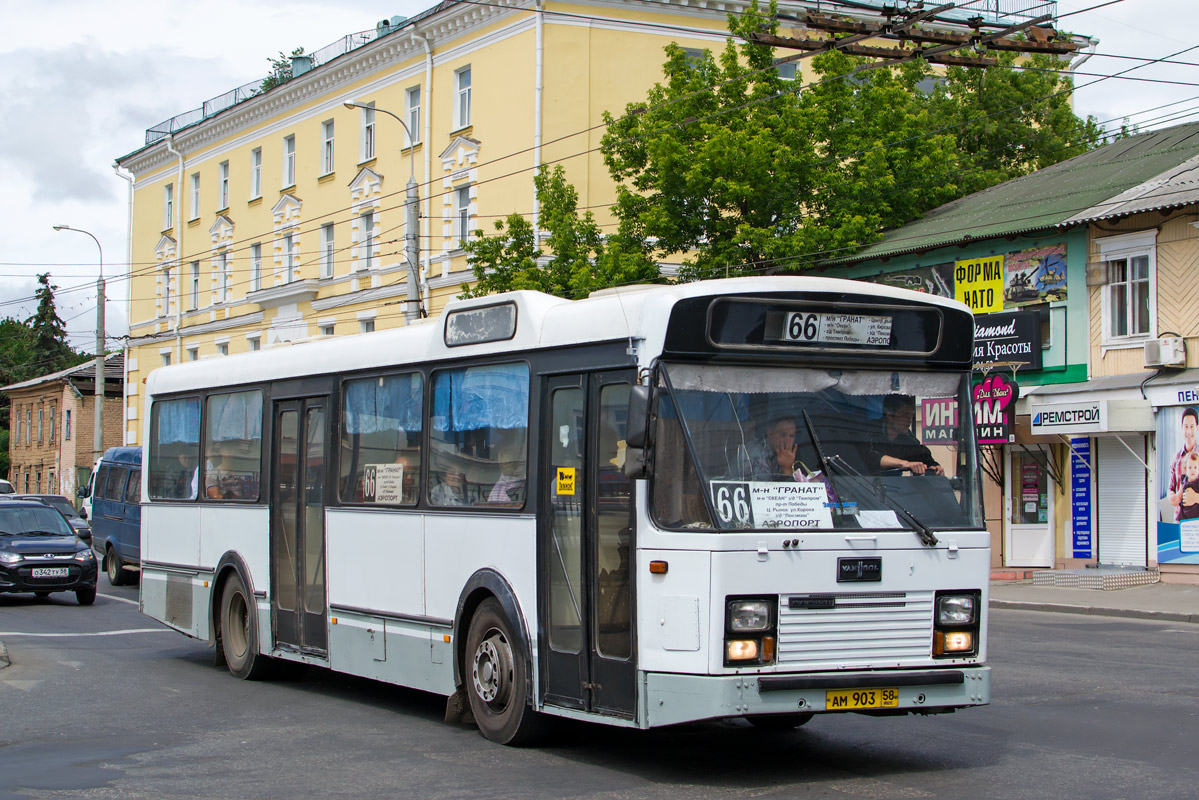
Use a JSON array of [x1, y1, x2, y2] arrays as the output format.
[[3, 680, 43, 691], [99, 592, 139, 606], [0, 629, 173, 637]]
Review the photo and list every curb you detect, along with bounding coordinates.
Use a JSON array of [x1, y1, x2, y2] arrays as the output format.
[[0, 641, 8, 670], [991, 599, 1199, 625]]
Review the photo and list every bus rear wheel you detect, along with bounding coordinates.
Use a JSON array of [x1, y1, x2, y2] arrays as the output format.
[[465, 598, 542, 745], [746, 712, 814, 731], [219, 572, 273, 680]]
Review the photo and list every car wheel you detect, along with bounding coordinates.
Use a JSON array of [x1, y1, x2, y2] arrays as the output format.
[[105, 545, 130, 587], [76, 584, 97, 605], [464, 598, 543, 745], [219, 572, 273, 680], [746, 712, 814, 731]]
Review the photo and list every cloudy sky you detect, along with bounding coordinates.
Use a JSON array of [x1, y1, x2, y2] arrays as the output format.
[[0, 0, 1194, 352]]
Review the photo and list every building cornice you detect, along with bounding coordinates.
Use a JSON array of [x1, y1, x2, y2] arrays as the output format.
[[128, 311, 266, 346]]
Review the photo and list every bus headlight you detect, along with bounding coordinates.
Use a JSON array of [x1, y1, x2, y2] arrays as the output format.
[[724, 596, 777, 667], [937, 594, 977, 626], [728, 599, 772, 632], [932, 590, 980, 658]]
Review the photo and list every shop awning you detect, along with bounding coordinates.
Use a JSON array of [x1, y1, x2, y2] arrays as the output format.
[[1019, 374, 1154, 435]]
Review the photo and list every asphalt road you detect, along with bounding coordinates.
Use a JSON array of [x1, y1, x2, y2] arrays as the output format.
[[1, 587, 1196, 799]]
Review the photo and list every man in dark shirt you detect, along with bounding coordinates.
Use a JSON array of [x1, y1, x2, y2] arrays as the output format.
[[864, 395, 943, 476]]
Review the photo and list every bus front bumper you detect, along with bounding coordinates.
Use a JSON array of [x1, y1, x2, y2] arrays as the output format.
[[642, 666, 990, 728]]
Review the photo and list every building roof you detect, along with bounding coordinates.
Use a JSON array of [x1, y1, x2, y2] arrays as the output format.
[[829, 121, 1199, 265], [0, 352, 124, 394]]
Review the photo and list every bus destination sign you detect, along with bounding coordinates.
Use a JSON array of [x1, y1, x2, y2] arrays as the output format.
[[778, 311, 893, 347]]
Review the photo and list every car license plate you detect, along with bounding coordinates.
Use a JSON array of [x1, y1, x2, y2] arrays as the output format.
[[826, 687, 899, 710], [31, 567, 69, 579]]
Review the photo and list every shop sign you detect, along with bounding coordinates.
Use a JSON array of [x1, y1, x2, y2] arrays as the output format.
[[954, 255, 1004, 314], [1070, 437, 1092, 558], [1155, 405, 1199, 565], [972, 374, 1018, 444], [973, 310, 1042, 371], [1030, 401, 1108, 435], [920, 397, 959, 444]]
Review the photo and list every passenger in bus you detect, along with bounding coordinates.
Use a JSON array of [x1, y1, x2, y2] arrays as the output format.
[[487, 431, 526, 505], [169, 453, 199, 500], [863, 395, 943, 476], [749, 416, 818, 481], [430, 469, 468, 506]]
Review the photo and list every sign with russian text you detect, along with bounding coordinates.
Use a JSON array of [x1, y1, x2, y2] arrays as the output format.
[[363, 464, 404, 504], [972, 374, 1018, 444], [954, 256, 1005, 314], [973, 310, 1042, 371], [920, 398, 959, 444], [709, 481, 833, 529], [1070, 437, 1092, 558], [1030, 401, 1108, 435]]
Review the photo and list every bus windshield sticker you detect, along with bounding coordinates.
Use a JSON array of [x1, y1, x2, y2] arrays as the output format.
[[363, 463, 404, 503], [709, 481, 834, 530], [556, 467, 576, 496], [779, 312, 893, 347]]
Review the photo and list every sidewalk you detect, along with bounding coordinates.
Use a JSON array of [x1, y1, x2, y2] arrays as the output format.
[[990, 580, 1199, 624]]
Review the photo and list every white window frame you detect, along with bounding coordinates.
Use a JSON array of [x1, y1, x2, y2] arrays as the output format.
[[405, 86, 421, 147], [319, 323, 335, 337], [162, 266, 172, 315], [164, 183, 174, 230], [283, 233, 296, 282], [283, 134, 296, 187], [219, 251, 230, 302], [1098, 230, 1157, 348], [454, 66, 471, 130], [361, 104, 376, 162], [321, 223, 335, 278], [190, 260, 200, 310], [250, 243, 262, 291], [247, 334, 261, 352], [219, 160, 229, 209], [216, 341, 229, 357], [360, 318, 375, 334], [455, 185, 472, 246], [189, 173, 200, 220], [161, 352, 172, 367], [360, 212, 375, 270], [187, 346, 199, 362], [250, 148, 262, 198], [322, 119, 335, 175]]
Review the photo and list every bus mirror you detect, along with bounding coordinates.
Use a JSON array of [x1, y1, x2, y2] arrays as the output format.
[[626, 385, 650, 449], [623, 446, 647, 479]]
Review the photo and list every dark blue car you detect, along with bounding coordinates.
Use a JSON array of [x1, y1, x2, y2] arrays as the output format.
[[89, 446, 142, 587], [0, 500, 98, 604]]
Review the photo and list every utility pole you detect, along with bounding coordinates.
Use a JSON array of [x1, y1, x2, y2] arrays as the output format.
[[53, 225, 106, 463]]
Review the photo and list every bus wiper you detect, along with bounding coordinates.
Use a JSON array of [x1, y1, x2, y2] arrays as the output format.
[[801, 411, 834, 478], [826, 454, 939, 547]]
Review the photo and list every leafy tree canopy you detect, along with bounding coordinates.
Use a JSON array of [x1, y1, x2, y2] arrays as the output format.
[[460, 165, 659, 299], [600, 1, 1104, 279]]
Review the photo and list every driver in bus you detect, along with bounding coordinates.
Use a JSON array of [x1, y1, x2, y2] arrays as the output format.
[[863, 395, 943, 476], [749, 416, 818, 481]]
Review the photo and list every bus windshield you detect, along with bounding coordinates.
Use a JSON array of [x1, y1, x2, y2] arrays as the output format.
[[651, 363, 982, 534]]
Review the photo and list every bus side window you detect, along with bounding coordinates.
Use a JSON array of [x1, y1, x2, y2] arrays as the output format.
[[340, 372, 423, 505], [429, 363, 529, 509]]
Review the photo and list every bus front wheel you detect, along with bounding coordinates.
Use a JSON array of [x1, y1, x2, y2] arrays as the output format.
[[219, 572, 272, 681], [465, 598, 542, 745]]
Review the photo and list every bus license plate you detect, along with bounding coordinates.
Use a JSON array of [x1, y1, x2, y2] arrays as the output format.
[[826, 687, 899, 710], [31, 567, 69, 579]]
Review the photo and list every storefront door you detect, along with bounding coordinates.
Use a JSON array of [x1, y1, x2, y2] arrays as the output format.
[[1004, 448, 1054, 567]]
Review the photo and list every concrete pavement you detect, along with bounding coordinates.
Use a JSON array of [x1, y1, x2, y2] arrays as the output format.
[[991, 580, 1199, 624]]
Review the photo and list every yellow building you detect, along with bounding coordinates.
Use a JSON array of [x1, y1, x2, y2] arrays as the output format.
[[114, 0, 1060, 444]]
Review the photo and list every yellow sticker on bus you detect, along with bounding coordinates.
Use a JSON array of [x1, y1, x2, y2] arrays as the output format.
[[556, 467, 576, 495]]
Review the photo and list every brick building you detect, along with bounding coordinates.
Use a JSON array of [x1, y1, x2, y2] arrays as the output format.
[[3, 353, 125, 501]]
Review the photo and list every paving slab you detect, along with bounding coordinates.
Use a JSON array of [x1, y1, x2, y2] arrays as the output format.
[[990, 580, 1199, 624]]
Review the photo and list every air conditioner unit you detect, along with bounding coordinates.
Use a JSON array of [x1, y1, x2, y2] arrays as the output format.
[[1145, 336, 1186, 368]]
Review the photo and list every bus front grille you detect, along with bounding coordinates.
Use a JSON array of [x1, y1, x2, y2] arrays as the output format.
[[777, 591, 934, 669]]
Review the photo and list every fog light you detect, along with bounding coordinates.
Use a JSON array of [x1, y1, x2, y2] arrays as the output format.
[[933, 631, 974, 655], [726, 639, 759, 661]]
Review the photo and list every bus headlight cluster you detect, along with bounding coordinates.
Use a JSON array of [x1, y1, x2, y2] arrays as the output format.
[[932, 590, 980, 658], [725, 597, 777, 667]]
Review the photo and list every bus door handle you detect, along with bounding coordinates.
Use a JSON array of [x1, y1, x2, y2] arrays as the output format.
[[845, 535, 877, 544]]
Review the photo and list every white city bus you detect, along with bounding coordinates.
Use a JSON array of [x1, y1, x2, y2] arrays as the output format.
[[140, 277, 989, 744]]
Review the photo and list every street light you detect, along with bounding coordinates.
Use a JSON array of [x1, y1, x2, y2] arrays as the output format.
[[52, 225, 107, 467], [343, 100, 421, 323]]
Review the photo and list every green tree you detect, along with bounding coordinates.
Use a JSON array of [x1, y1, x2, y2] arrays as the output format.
[[29, 273, 80, 374], [260, 48, 305, 93], [600, 1, 1103, 278], [460, 165, 658, 299]]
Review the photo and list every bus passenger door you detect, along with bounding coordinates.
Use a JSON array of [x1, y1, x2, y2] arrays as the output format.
[[541, 371, 636, 719], [270, 397, 329, 657]]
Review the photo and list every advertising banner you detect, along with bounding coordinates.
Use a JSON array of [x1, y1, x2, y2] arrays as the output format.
[[1156, 405, 1199, 564], [972, 374, 1018, 444], [1004, 243, 1067, 307], [1031, 401, 1109, 435], [954, 256, 1005, 314], [871, 263, 954, 297], [920, 397, 959, 444], [1070, 437, 1092, 558], [973, 310, 1042, 371]]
